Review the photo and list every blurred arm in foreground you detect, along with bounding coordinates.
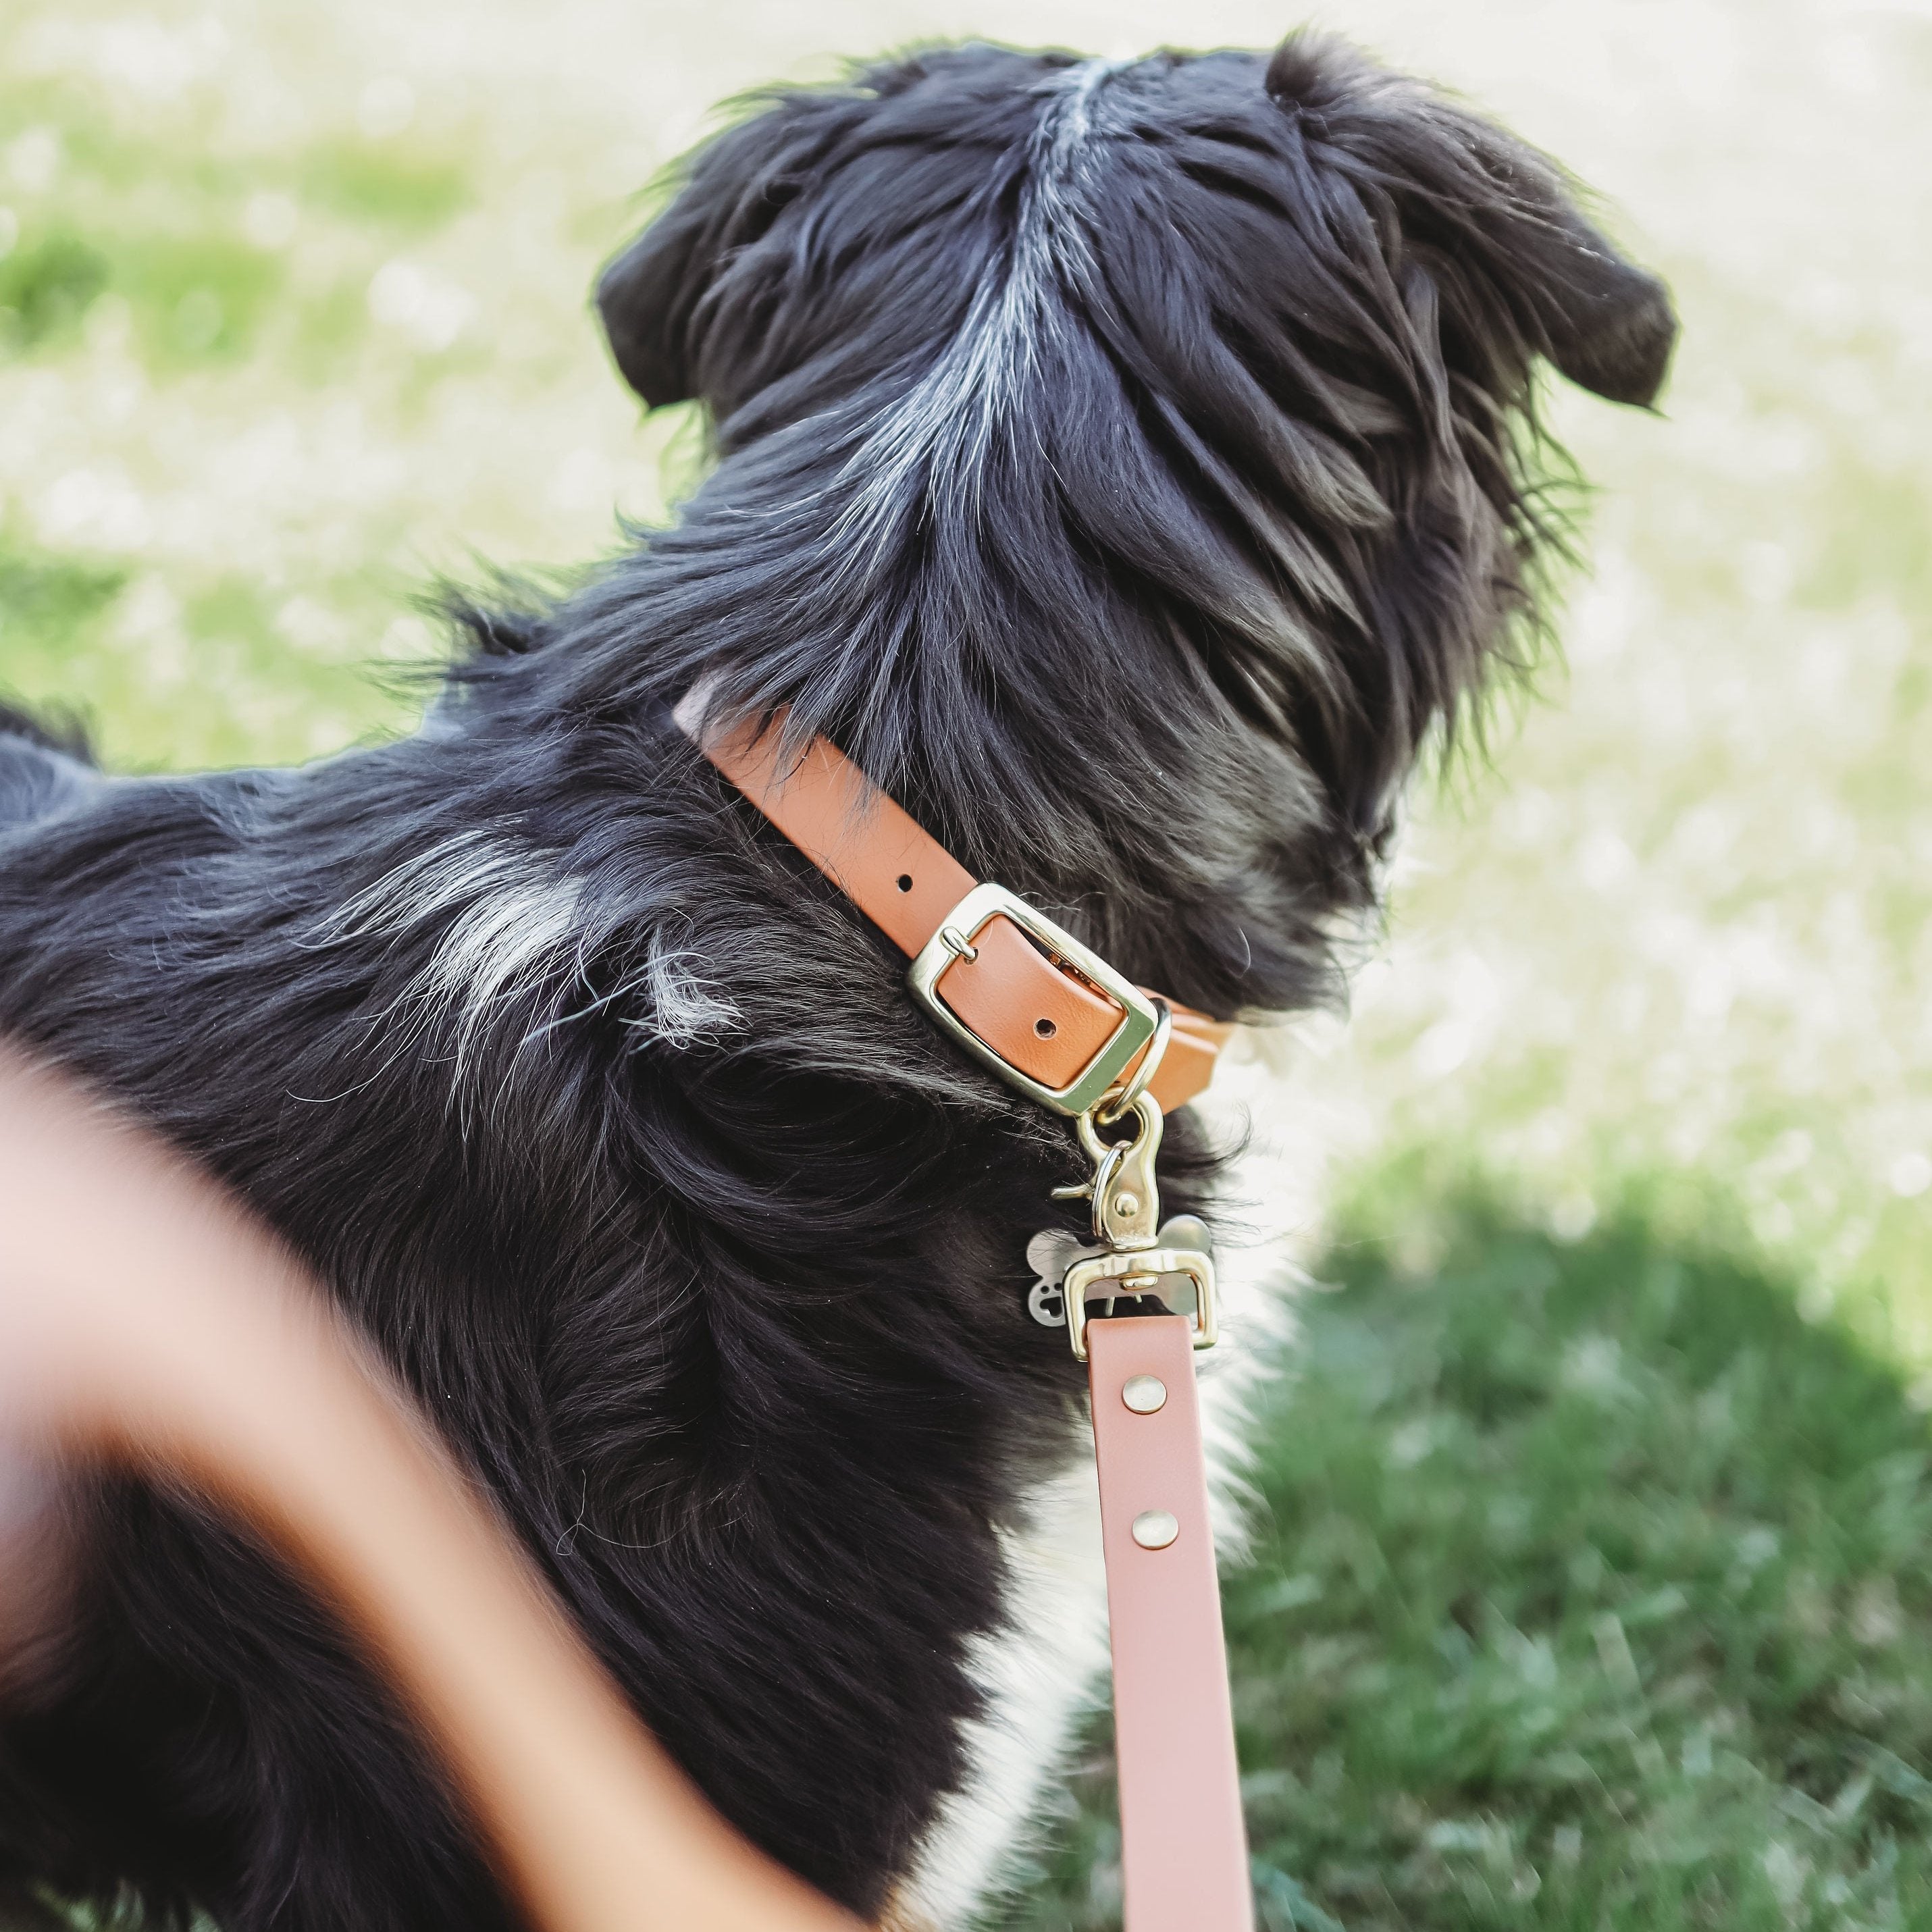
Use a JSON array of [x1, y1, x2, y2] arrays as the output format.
[[0, 1046, 860, 1932]]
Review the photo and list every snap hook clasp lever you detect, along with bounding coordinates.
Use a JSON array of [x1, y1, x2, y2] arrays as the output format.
[[1056, 1094, 1220, 1363]]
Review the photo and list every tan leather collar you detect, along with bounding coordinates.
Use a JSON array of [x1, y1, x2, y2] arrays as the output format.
[[675, 695, 1231, 1116]]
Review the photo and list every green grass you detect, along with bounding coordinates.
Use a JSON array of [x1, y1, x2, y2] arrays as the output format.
[[0, 534, 127, 644], [0, 527, 419, 771], [0, 66, 477, 373], [0, 229, 111, 353], [1000, 1193, 1932, 1929], [299, 142, 472, 234]]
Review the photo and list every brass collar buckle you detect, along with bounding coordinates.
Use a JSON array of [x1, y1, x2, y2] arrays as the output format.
[[906, 883, 1159, 1118]]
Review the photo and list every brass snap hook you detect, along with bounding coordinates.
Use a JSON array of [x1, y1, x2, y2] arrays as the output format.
[[1055, 1091, 1220, 1362], [1074, 1091, 1164, 1251]]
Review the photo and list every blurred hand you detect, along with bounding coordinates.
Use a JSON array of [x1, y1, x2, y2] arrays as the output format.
[[0, 1045, 860, 1932], [0, 1447, 74, 1703]]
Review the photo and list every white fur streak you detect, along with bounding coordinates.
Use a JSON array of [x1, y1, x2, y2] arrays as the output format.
[[627, 943, 743, 1051], [317, 832, 741, 1096], [891, 1451, 1112, 1930], [829, 58, 1127, 572]]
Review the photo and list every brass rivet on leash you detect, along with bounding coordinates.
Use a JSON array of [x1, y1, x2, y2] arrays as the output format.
[[1121, 1374, 1166, 1413], [1130, 1510, 1179, 1550]]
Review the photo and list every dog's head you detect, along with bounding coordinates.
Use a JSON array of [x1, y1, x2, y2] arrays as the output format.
[[592, 36, 1675, 1018]]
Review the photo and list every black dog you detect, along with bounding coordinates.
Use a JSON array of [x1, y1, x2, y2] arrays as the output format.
[[0, 34, 1673, 1932]]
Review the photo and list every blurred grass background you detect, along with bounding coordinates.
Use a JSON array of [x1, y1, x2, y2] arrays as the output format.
[[1, 1, 1927, 1927]]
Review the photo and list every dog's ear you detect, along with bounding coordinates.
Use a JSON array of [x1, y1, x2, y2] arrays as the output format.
[[1484, 180, 1677, 409], [596, 49, 1039, 415], [1455, 132, 1677, 409], [597, 99, 822, 410], [1264, 38, 1676, 409]]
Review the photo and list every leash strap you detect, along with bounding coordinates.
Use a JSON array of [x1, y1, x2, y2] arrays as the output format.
[[1090, 1317, 1253, 1930], [677, 696, 1251, 1931]]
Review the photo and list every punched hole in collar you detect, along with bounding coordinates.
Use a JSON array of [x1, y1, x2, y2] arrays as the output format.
[[896, 874, 913, 892], [1035, 1017, 1057, 1038]]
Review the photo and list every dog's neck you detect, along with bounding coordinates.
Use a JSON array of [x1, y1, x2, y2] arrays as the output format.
[[469, 434, 1377, 1026]]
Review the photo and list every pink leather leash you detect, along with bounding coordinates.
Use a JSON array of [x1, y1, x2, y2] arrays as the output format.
[[1089, 1318, 1253, 1931], [678, 702, 1253, 1931]]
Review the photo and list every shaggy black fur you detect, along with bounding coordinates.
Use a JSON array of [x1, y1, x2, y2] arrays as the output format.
[[0, 34, 1673, 1931]]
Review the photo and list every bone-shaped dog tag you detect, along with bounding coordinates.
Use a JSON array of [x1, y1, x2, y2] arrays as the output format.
[[1155, 1213, 1213, 1255], [1026, 1218, 1213, 1329], [1024, 1226, 1107, 1329], [1026, 1278, 1068, 1328]]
